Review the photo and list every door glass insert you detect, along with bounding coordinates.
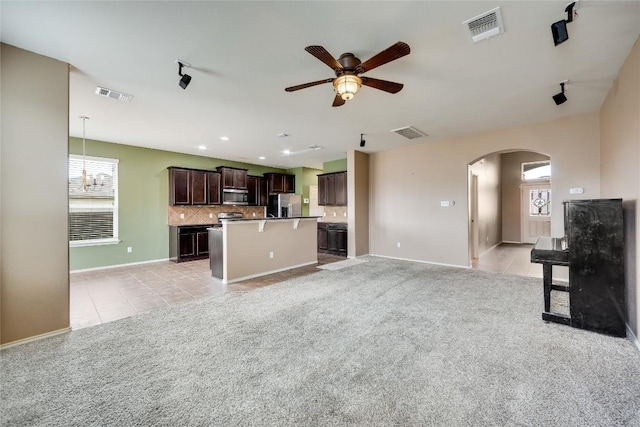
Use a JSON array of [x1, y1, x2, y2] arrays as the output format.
[[530, 189, 551, 216]]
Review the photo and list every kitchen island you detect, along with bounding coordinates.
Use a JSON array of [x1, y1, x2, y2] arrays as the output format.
[[209, 217, 320, 284]]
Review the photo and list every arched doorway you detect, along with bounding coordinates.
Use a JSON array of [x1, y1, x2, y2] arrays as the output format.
[[468, 150, 551, 269]]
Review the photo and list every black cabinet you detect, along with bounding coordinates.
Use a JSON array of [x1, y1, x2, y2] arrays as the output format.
[[318, 222, 347, 257], [170, 225, 212, 262], [216, 166, 248, 190], [317, 223, 328, 252], [318, 171, 347, 206], [264, 173, 295, 194], [247, 175, 269, 206], [168, 167, 221, 206]]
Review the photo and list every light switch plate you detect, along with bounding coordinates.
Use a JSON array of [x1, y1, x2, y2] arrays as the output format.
[[570, 187, 584, 194], [440, 201, 450, 207]]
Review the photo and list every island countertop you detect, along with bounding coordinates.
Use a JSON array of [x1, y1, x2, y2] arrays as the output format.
[[218, 216, 321, 223]]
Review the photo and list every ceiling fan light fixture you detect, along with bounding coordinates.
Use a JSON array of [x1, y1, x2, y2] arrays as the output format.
[[333, 75, 362, 101]]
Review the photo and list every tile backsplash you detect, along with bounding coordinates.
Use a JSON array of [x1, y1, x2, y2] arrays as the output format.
[[321, 206, 348, 223], [168, 205, 266, 226]]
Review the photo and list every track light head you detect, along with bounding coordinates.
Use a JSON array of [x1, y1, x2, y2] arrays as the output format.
[[553, 81, 568, 105], [360, 133, 366, 147], [176, 60, 192, 89]]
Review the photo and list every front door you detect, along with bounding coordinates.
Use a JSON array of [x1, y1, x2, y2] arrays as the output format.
[[521, 183, 551, 244]]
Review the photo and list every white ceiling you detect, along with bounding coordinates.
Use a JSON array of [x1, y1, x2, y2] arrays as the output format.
[[2, 1, 639, 169]]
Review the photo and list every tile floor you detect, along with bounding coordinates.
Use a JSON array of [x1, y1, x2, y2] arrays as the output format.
[[471, 243, 543, 278], [70, 253, 345, 330], [71, 244, 540, 330]]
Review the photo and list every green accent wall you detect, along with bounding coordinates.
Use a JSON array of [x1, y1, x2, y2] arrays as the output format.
[[69, 138, 286, 271], [323, 158, 347, 173], [286, 166, 323, 216]]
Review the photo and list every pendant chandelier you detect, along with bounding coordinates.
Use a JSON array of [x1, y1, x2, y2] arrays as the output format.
[[74, 115, 104, 192]]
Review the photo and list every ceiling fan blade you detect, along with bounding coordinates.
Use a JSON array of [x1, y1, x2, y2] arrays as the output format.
[[305, 46, 343, 71], [285, 78, 334, 92], [361, 77, 404, 94], [332, 94, 345, 107], [358, 41, 410, 73]]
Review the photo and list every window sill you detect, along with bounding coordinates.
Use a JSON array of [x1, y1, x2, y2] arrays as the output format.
[[70, 238, 121, 248]]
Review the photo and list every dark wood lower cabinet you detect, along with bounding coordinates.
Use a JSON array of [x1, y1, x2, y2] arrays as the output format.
[[170, 225, 212, 262], [318, 222, 347, 257]]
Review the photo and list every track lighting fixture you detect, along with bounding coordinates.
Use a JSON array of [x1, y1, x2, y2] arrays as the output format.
[[553, 81, 568, 105], [551, 1, 577, 46], [360, 133, 366, 147], [176, 60, 192, 89]]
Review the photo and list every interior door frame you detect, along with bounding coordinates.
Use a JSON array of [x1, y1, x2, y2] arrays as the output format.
[[469, 171, 479, 261]]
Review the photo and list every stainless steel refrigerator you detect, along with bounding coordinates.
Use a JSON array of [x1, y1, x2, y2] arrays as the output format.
[[267, 194, 302, 218]]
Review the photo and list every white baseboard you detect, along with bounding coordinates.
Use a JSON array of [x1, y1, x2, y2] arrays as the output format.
[[369, 254, 469, 269], [479, 242, 501, 257], [70, 258, 170, 273], [627, 325, 640, 352], [1, 328, 71, 350], [224, 260, 318, 284]]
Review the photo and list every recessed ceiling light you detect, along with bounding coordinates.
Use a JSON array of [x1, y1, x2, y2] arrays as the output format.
[[198, 145, 206, 150], [258, 156, 266, 160], [283, 149, 291, 155], [220, 136, 229, 141]]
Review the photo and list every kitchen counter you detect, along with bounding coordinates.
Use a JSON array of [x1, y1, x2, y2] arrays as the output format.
[[209, 216, 319, 283], [220, 216, 321, 223]]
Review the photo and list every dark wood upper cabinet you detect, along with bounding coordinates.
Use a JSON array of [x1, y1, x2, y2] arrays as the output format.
[[265, 173, 284, 193], [169, 167, 221, 206], [258, 177, 268, 205], [334, 171, 347, 206], [284, 174, 296, 193], [264, 172, 295, 194], [207, 172, 221, 205], [248, 175, 269, 206], [216, 166, 248, 190], [169, 168, 191, 205], [191, 170, 207, 205], [318, 171, 347, 206]]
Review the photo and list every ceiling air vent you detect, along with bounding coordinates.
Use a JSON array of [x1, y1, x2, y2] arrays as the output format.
[[391, 126, 427, 140], [463, 7, 504, 43], [95, 86, 133, 102]]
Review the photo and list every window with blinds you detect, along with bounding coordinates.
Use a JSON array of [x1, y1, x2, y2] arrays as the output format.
[[68, 155, 119, 245]]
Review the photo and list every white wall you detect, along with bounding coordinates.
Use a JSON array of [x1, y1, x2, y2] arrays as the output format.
[[1, 44, 70, 344], [369, 113, 600, 267], [600, 37, 639, 338]]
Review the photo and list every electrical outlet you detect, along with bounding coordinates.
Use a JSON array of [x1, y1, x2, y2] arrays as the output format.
[[269, 251, 274, 259], [343, 212, 347, 217], [397, 242, 401, 248], [209, 213, 213, 218], [333, 212, 336, 217], [253, 212, 256, 217], [179, 213, 185, 219], [127, 247, 132, 253]]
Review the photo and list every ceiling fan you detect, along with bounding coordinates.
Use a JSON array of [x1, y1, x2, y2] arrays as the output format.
[[285, 41, 410, 107]]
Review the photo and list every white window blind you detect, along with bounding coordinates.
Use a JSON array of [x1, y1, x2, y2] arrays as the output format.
[[69, 155, 119, 245]]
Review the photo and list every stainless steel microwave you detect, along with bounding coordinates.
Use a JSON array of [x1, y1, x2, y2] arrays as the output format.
[[222, 189, 248, 205]]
